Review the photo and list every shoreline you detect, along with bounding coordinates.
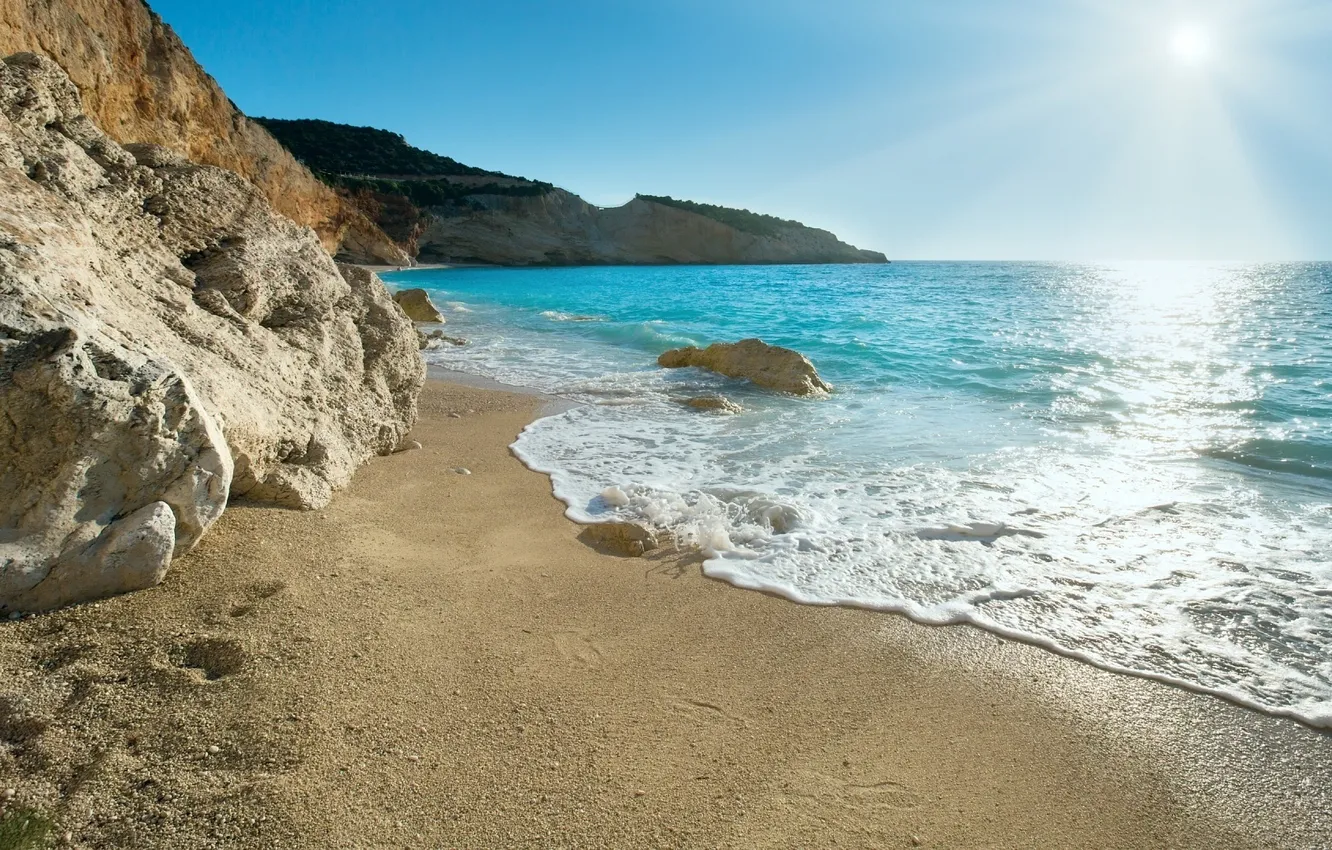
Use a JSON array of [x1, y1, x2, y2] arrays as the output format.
[[1, 377, 1328, 847]]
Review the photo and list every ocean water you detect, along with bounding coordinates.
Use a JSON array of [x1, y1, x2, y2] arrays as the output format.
[[384, 262, 1332, 727]]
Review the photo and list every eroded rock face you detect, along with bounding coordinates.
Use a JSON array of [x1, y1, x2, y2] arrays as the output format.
[[418, 192, 889, 266], [658, 339, 831, 396], [0, 0, 406, 264], [0, 54, 423, 611], [393, 288, 445, 323]]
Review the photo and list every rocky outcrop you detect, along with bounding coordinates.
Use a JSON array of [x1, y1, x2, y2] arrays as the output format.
[[0, 54, 423, 612], [658, 339, 832, 396], [394, 289, 445, 323], [417, 192, 887, 266], [0, 0, 406, 264]]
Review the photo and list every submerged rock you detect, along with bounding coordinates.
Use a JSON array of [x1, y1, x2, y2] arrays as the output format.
[[394, 288, 445, 323], [578, 521, 660, 558], [658, 339, 831, 396], [0, 55, 422, 611], [417, 328, 468, 350], [678, 395, 743, 414]]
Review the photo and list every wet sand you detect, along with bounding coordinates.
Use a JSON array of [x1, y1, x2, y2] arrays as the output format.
[[1, 378, 1328, 849]]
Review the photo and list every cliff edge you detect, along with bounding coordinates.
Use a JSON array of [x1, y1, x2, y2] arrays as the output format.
[[0, 0, 407, 264], [257, 117, 888, 266]]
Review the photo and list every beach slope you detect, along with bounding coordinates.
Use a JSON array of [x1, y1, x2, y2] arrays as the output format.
[[1, 380, 1328, 848]]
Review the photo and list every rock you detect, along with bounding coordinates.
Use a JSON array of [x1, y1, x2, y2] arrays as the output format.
[[0, 0, 407, 263], [658, 339, 831, 396], [417, 328, 468, 351], [578, 521, 659, 557], [678, 395, 743, 414], [453, 468, 472, 476], [395, 440, 423, 453], [393, 288, 444, 323], [407, 178, 889, 267], [0, 55, 422, 611]]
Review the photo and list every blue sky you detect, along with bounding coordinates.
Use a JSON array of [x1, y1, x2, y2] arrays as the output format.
[[152, 0, 1332, 260]]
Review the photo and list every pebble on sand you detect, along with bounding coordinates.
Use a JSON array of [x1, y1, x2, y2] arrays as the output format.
[[453, 468, 472, 475]]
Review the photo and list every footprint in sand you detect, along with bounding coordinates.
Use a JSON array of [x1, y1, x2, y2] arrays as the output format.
[[551, 630, 605, 669], [787, 769, 921, 811], [669, 696, 748, 728]]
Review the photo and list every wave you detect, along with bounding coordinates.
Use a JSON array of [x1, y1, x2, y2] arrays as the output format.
[[541, 310, 607, 322], [584, 321, 700, 354], [1200, 438, 1332, 482]]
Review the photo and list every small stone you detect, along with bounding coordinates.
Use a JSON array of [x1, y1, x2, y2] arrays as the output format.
[[453, 468, 471, 475], [448, 412, 462, 419], [3, 787, 15, 799], [634, 789, 646, 797], [911, 836, 922, 846], [7, 612, 21, 620], [207, 745, 221, 755]]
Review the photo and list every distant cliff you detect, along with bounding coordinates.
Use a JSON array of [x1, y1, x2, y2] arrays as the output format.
[[0, 0, 407, 265], [256, 118, 887, 266]]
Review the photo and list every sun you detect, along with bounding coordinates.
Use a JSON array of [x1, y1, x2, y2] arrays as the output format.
[[1170, 25, 1213, 66]]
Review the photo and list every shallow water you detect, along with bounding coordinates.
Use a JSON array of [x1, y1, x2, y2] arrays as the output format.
[[386, 262, 1332, 726]]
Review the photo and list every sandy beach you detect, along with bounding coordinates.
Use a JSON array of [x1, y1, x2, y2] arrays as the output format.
[[2, 377, 1329, 849]]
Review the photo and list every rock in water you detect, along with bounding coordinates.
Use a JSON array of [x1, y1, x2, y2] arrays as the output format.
[[678, 395, 743, 414], [0, 54, 422, 611], [578, 522, 660, 558], [658, 339, 831, 396], [393, 289, 445, 323]]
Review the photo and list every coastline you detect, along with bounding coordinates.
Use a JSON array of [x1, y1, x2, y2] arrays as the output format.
[[1, 377, 1328, 848]]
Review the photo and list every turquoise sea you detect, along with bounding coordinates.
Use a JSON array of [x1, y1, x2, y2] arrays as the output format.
[[384, 262, 1332, 727]]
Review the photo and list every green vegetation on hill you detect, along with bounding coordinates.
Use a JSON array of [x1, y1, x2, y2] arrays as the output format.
[[636, 194, 803, 238], [254, 117, 504, 179], [316, 172, 551, 208]]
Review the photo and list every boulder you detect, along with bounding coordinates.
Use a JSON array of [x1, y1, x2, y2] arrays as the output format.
[[678, 395, 743, 414], [658, 339, 831, 396], [578, 521, 660, 558], [394, 288, 445, 323], [0, 54, 422, 611]]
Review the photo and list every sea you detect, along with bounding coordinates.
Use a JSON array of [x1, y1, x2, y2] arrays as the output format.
[[383, 262, 1332, 728]]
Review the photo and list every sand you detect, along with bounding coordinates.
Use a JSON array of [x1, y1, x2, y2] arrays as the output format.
[[1, 378, 1329, 849]]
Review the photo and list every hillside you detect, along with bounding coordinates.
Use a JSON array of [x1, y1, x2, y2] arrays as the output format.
[[255, 117, 886, 265], [0, 0, 406, 264]]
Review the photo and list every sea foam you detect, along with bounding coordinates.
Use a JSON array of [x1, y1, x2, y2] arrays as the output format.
[[390, 261, 1332, 727]]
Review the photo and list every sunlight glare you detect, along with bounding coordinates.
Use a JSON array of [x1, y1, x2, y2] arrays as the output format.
[[1170, 25, 1212, 66]]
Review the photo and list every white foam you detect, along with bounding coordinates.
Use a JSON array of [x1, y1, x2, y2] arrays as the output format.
[[512, 399, 1332, 728], [418, 278, 1332, 729], [540, 310, 607, 322]]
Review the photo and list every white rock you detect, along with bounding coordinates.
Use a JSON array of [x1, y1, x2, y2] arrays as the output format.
[[0, 55, 422, 611]]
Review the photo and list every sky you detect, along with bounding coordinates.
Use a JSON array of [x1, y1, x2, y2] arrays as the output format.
[[151, 0, 1332, 261]]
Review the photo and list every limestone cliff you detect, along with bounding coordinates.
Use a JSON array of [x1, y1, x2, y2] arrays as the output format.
[[0, 0, 407, 264], [418, 191, 888, 266], [256, 117, 888, 266], [0, 54, 423, 612]]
